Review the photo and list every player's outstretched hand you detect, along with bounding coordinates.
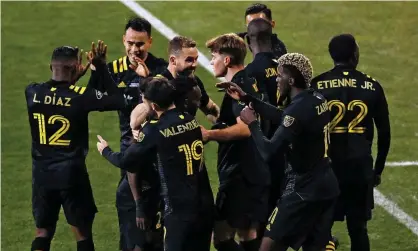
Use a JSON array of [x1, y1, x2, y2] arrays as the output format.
[[129, 57, 150, 77], [96, 135, 109, 155], [240, 106, 257, 125], [216, 81, 247, 101], [73, 47, 91, 83], [87, 40, 108, 66]]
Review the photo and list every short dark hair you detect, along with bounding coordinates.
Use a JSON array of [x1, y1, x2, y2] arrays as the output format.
[[247, 18, 272, 42], [168, 36, 197, 55], [125, 17, 152, 36], [206, 33, 247, 66], [143, 77, 176, 109], [51, 46, 78, 62], [245, 3, 272, 20], [328, 34, 357, 63]]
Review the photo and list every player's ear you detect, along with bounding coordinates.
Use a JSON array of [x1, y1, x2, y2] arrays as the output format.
[[149, 36, 153, 45], [50, 64, 52, 72], [122, 34, 126, 44], [271, 20, 276, 28], [288, 77, 295, 87], [223, 56, 230, 68], [169, 55, 176, 65], [150, 102, 157, 111]]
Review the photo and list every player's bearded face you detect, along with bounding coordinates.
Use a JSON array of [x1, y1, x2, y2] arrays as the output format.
[[123, 28, 152, 62], [174, 47, 198, 77], [210, 52, 227, 78], [276, 66, 291, 98]]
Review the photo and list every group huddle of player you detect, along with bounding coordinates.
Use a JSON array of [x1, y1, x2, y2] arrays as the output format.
[[25, 3, 391, 251]]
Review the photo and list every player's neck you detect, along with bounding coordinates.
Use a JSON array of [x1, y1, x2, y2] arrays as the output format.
[[142, 52, 149, 62], [225, 65, 245, 82], [290, 87, 304, 99], [156, 104, 176, 118], [251, 44, 272, 57], [168, 64, 177, 78], [334, 62, 356, 69], [51, 73, 72, 83]]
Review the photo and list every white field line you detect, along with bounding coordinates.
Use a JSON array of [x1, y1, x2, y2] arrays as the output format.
[[374, 189, 418, 236], [120, 0, 418, 236]]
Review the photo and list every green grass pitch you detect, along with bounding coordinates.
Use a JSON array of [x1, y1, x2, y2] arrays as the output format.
[[1, 1, 417, 250]]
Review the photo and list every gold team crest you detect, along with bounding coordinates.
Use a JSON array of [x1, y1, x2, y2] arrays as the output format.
[[283, 115, 295, 127], [137, 132, 145, 142]]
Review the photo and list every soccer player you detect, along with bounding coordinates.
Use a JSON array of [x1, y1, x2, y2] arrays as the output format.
[[95, 132, 161, 251], [88, 17, 167, 251], [88, 17, 167, 172], [245, 18, 286, 218], [218, 52, 340, 251], [131, 36, 220, 123], [237, 3, 287, 59], [310, 34, 391, 251], [120, 77, 214, 251], [201, 33, 269, 251], [26, 43, 125, 251]]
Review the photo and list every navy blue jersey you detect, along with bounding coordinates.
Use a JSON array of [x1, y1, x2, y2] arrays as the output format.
[[121, 109, 212, 219], [217, 69, 269, 187], [26, 75, 125, 188], [311, 66, 390, 177], [248, 89, 339, 200]]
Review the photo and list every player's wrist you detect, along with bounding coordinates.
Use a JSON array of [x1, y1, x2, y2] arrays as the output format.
[[101, 146, 111, 156], [247, 120, 259, 130], [135, 199, 146, 218]]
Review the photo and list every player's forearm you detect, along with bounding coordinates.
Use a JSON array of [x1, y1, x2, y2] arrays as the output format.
[[87, 70, 103, 91], [130, 103, 151, 130], [248, 121, 287, 162], [102, 147, 123, 168], [251, 97, 283, 124], [375, 124, 391, 175], [200, 99, 219, 124], [242, 94, 282, 124], [127, 172, 142, 201], [207, 123, 250, 142], [95, 63, 118, 95]]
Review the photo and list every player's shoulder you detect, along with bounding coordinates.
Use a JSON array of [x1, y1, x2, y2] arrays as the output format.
[[356, 70, 381, 84], [287, 90, 324, 115], [136, 119, 159, 143], [25, 82, 42, 92], [148, 52, 168, 66], [109, 55, 129, 75], [142, 119, 159, 133], [311, 69, 335, 83]]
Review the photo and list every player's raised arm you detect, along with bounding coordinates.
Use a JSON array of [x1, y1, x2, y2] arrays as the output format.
[[81, 41, 126, 112], [195, 77, 220, 123], [244, 107, 296, 161], [217, 81, 282, 123], [373, 83, 391, 185], [96, 135, 125, 168]]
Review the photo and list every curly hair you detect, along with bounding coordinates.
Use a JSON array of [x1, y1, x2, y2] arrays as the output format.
[[277, 53, 313, 87]]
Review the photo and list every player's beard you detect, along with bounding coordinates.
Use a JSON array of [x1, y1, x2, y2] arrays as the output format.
[[177, 67, 195, 77], [278, 82, 291, 105]]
